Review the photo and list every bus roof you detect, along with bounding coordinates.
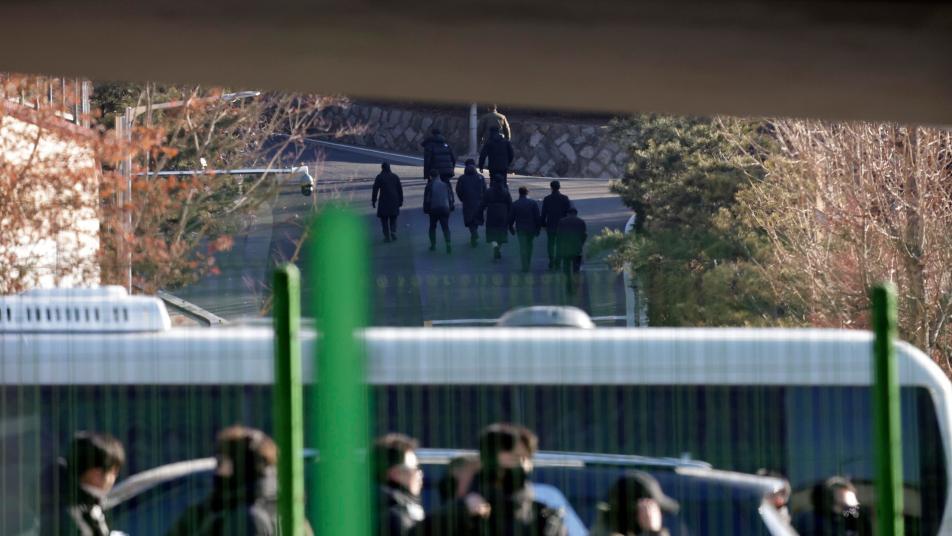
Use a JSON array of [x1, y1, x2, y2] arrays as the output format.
[[0, 326, 946, 389]]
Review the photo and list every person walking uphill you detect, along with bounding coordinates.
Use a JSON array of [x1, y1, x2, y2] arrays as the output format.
[[480, 181, 513, 261], [372, 162, 404, 243], [509, 186, 541, 273], [422, 129, 457, 181], [455, 159, 488, 247], [541, 181, 571, 270], [423, 169, 455, 253], [555, 207, 587, 291], [479, 126, 514, 188], [477, 104, 511, 145]]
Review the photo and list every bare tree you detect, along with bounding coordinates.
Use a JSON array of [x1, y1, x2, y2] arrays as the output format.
[[101, 86, 351, 293], [2, 74, 355, 295], [735, 120, 952, 371]]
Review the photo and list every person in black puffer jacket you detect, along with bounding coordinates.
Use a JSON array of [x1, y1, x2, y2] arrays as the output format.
[[422, 129, 457, 180]]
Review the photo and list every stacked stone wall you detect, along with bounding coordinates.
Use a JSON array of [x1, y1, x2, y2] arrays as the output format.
[[319, 102, 627, 179]]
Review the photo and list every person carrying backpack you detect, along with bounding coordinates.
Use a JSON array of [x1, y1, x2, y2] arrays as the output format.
[[423, 169, 455, 253]]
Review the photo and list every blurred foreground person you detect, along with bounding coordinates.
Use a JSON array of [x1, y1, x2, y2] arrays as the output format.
[[437, 455, 481, 504], [41, 431, 125, 536], [419, 422, 566, 535], [757, 469, 792, 524], [591, 471, 679, 536], [793, 476, 870, 536], [374, 433, 425, 535], [167, 426, 285, 535]]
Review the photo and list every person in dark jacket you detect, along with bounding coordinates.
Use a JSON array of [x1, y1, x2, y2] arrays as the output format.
[[372, 162, 404, 243], [423, 169, 455, 253], [422, 129, 457, 181], [540, 181, 572, 269], [437, 455, 481, 505], [509, 186, 541, 273], [479, 181, 513, 261], [792, 477, 870, 536], [40, 431, 125, 536], [373, 433, 426, 535], [555, 208, 587, 292], [167, 426, 288, 536], [417, 423, 566, 536], [478, 126, 514, 187], [455, 160, 487, 247], [590, 471, 680, 536]]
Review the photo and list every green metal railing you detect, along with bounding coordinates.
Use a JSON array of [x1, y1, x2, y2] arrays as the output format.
[[872, 282, 904, 536], [311, 207, 372, 534], [273, 264, 305, 536]]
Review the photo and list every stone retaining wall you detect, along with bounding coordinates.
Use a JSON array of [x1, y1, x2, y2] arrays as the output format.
[[319, 102, 628, 179]]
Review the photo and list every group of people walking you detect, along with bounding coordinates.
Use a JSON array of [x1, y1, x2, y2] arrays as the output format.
[[372, 109, 588, 279]]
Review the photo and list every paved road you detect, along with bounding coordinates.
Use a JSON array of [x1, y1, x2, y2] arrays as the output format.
[[178, 142, 631, 326]]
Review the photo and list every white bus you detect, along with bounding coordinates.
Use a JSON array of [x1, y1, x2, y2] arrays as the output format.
[[1, 289, 949, 533]]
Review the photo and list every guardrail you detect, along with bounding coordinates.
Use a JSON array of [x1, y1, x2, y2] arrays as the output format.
[[424, 315, 626, 327]]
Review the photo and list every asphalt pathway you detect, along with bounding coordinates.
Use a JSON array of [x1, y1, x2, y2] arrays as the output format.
[[177, 142, 631, 326]]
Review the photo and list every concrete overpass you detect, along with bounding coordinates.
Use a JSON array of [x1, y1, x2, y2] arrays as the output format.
[[0, 1, 949, 123]]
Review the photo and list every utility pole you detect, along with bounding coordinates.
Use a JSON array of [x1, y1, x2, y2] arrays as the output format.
[[117, 107, 134, 293], [468, 103, 478, 159]]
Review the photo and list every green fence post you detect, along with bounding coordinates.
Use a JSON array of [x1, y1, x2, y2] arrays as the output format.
[[274, 264, 305, 536], [871, 282, 904, 536], [310, 207, 371, 534]]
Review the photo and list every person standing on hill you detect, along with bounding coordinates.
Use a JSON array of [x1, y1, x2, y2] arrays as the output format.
[[541, 180, 571, 270], [509, 186, 542, 273], [455, 159, 488, 247], [423, 169, 455, 253], [372, 162, 404, 243], [480, 181, 513, 261], [422, 128, 457, 181], [477, 104, 511, 145], [479, 126, 514, 188]]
